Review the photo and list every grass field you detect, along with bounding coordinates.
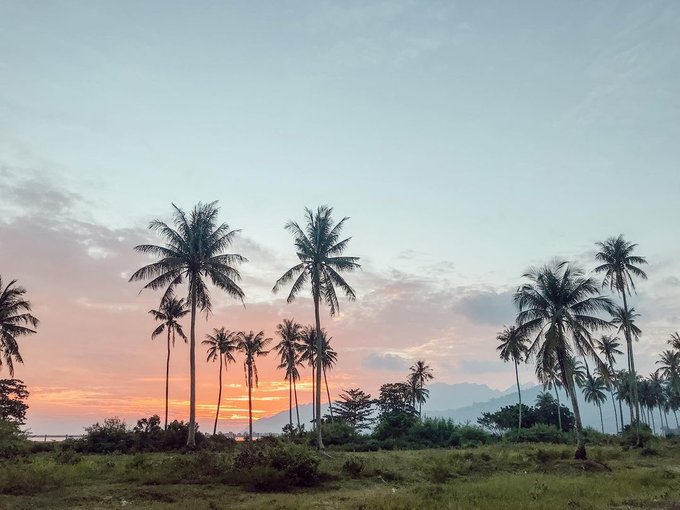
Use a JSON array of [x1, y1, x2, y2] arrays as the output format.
[[1, 441, 679, 509]]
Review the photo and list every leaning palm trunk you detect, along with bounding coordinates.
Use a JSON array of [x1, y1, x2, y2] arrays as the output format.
[[514, 359, 522, 439], [314, 295, 324, 449], [610, 389, 619, 433], [213, 354, 224, 435], [187, 285, 198, 447], [560, 355, 586, 459], [598, 404, 604, 433], [293, 378, 301, 430], [324, 367, 334, 421]]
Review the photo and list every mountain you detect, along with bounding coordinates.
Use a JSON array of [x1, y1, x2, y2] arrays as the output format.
[[252, 403, 329, 435]]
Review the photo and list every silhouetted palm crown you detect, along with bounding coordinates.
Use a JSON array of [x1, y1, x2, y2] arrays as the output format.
[[130, 202, 246, 309], [496, 326, 528, 363], [582, 374, 607, 405], [273, 206, 360, 314], [149, 297, 188, 344], [203, 328, 238, 364], [275, 319, 303, 380], [238, 331, 272, 388], [0, 277, 39, 376], [669, 332, 680, 351], [595, 335, 623, 368], [610, 306, 641, 341], [594, 235, 648, 296]]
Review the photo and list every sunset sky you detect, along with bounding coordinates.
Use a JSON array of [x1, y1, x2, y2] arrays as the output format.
[[1, 1, 679, 434]]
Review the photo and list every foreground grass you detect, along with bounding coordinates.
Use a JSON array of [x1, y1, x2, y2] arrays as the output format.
[[1, 441, 679, 509]]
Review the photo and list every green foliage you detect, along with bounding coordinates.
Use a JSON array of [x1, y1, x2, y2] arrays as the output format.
[[506, 424, 568, 444], [334, 388, 375, 432], [0, 379, 29, 425], [342, 455, 365, 477], [0, 420, 28, 458], [479, 399, 575, 433], [316, 420, 356, 446]]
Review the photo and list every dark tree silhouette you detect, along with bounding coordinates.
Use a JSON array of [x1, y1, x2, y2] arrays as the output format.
[[0, 277, 39, 376]]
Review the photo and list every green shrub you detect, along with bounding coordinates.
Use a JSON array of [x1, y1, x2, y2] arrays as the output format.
[[0, 420, 28, 458], [54, 447, 81, 465], [425, 457, 453, 483], [342, 455, 365, 477]]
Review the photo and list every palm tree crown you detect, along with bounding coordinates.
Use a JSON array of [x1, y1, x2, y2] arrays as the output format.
[[610, 306, 642, 342], [594, 235, 648, 296], [275, 319, 304, 432], [514, 260, 613, 459], [203, 327, 238, 434], [130, 201, 247, 447], [669, 332, 680, 351], [408, 360, 434, 417], [0, 277, 39, 376]]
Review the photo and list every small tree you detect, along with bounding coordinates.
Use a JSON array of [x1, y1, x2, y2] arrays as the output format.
[[334, 388, 375, 432], [0, 379, 29, 425]]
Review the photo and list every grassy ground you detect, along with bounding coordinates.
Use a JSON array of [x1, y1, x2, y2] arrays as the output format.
[[1, 441, 679, 509]]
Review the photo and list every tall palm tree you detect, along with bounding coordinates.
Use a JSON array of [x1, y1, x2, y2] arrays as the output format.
[[129, 202, 247, 447], [273, 206, 360, 449], [0, 277, 39, 376], [203, 328, 237, 434], [582, 374, 608, 433], [657, 350, 680, 393], [595, 335, 624, 432], [408, 360, 434, 419], [497, 326, 528, 437], [320, 332, 338, 420], [275, 319, 304, 432], [149, 296, 189, 430], [515, 260, 613, 459], [299, 326, 318, 427], [238, 330, 272, 440], [669, 332, 680, 351], [610, 305, 642, 428], [595, 235, 647, 429]]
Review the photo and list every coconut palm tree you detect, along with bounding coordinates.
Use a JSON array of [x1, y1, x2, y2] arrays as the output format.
[[582, 374, 608, 433], [595, 235, 647, 429], [203, 328, 238, 434], [595, 335, 624, 432], [657, 350, 680, 393], [408, 360, 434, 419], [515, 260, 613, 459], [536, 359, 564, 432], [648, 371, 666, 434], [273, 206, 360, 449], [669, 332, 680, 351], [610, 305, 642, 429], [129, 202, 247, 447], [149, 296, 189, 430], [275, 319, 304, 432], [299, 326, 318, 426], [320, 333, 338, 420], [238, 330, 272, 440], [0, 277, 39, 376], [496, 326, 528, 437]]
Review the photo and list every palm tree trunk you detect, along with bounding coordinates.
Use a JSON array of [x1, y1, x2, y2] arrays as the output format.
[[673, 410, 678, 428], [659, 408, 665, 436], [213, 354, 223, 435], [599, 404, 604, 434], [324, 367, 333, 421], [559, 354, 586, 459], [187, 284, 197, 448], [165, 328, 171, 431], [554, 386, 562, 432], [248, 363, 253, 440], [293, 377, 301, 430], [618, 392, 625, 429], [514, 359, 522, 439], [650, 407, 656, 434], [311, 364, 315, 427], [621, 291, 641, 440], [610, 389, 619, 433], [314, 294, 324, 450], [288, 376, 293, 433]]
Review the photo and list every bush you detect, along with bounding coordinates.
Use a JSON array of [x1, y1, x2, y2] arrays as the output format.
[[510, 424, 567, 444], [317, 420, 356, 446], [342, 455, 365, 477], [0, 420, 28, 458]]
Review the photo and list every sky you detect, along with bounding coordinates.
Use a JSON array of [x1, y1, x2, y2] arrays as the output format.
[[1, 1, 679, 434]]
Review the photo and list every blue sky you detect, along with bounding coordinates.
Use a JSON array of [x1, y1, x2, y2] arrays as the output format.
[[1, 1, 679, 432]]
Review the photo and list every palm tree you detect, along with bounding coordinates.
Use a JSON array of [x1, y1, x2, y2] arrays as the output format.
[[595, 235, 647, 429], [273, 206, 360, 449], [648, 371, 666, 434], [610, 305, 642, 429], [320, 332, 338, 420], [0, 277, 39, 376], [536, 359, 564, 432], [669, 332, 680, 351], [129, 202, 247, 447], [582, 374, 608, 433], [408, 360, 434, 419], [496, 326, 528, 437], [275, 319, 304, 432], [238, 330, 272, 440], [595, 335, 624, 432], [149, 296, 189, 430], [203, 328, 237, 434], [657, 350, 680, 393], [515, 260, 613, 459], [299, 326, 318, 427]]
